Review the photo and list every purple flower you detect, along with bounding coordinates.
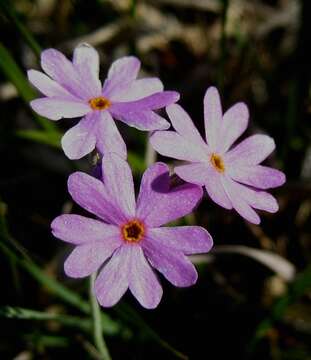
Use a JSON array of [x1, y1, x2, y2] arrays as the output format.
[[150, 87, 286, 224], [51, 154, 213, 309], [28, 43, 179, 160]]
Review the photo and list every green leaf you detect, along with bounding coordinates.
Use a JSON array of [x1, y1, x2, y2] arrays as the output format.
[[0, 42, 57, 133], [17, 129, 147, 168], [128, 151, 145, 174], [0, 199, 187, 358], [0, 306, 91, 332], [0, 0, 41, 57], [17, 129, 62, 148], [25, 333, 70, 349], [0, 200, 122, 336], [0, 240, 123, 336]]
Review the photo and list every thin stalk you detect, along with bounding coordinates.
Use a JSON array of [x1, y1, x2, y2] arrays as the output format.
[[90, 273, 112, 360], [0, 306, 91, 332], [0, 202, 120, 335], [130, 0, 137, 19], [0, 200, 186, 358], [145, 134, 156, 167]]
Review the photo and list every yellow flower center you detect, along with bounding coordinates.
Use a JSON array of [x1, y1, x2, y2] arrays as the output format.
[[88, 96, 111, 110], [121, 219, 145, 243], [210, 153, 225, 173]]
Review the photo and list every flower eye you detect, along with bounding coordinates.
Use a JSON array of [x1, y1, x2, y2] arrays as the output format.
[[210, 153, 225, 173], [88, 96, 111, 110], [121, 219, 145, 243]]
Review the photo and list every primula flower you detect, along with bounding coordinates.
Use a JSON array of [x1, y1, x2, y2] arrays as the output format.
[[51, 154, 213, 309], [150, 87, 286, 224], [28, 43, 179, 160]]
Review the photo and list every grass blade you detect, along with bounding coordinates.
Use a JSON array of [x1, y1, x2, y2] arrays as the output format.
[[0, 199, 187, 357], [0, 306, 91, 332], [17, 129, 62, 148], [0, 42, 57, 133], [0, 200, 121, 336], [0, 0, 41, 57]]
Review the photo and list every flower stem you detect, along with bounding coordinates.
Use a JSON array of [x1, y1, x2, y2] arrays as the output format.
[[145, 133, 156, 167], [90, 273, 112, 360]]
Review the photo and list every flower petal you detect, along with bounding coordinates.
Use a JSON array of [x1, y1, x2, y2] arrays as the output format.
[[64, 240, 120, 278], [150, 131, 207, 161], [226, 178, 279, 213], [73, 43, 101, 97], [227, 164, 286, 189], [136, 162, 203, 227], [30, 97, 90, 120], [148, 226, 213, 254], [143, 237, 198, 287], [204, 169, 233, 210], [221, 176, 261, 224], [41, 48, 90, 99], [51, 214, 120, 244], [27, 70, 76, 98], [103, 56, 140, 99], [136, 162, 168, 220], [61, 114, 97, 159], [111, 91, 179, 112], [68, 172, 127, 225], [114, 78, 163, 101], [113, 110, 170, 131], [128, 246, 162, 309], [175, 163, 211, 185], [166, 104, 206, 146], [225, 134, 276, 166], [218, 102, 249, 153], [95, 245, 130, 307], [204, 86, 222, 149], [248, 191, 279, 213], [95, 111, 127, 159], [101, 153, 136, 219]]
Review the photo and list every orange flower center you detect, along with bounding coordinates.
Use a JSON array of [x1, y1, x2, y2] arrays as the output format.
[[88, 96, 111, 110], [121, 219, 145, 243], [210, 153, 225, 173]]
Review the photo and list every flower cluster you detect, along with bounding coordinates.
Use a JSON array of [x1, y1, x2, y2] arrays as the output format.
[[29, 44, 285, 309]]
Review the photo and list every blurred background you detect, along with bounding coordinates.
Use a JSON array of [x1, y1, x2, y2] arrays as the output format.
[[0, 0, 310, 359]]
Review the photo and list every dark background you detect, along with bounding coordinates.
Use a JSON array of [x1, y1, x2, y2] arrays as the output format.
[[0, 0, 310, 359]]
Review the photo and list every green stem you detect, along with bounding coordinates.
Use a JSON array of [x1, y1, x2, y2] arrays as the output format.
[[0, 201, 120, 336], [90, 273, 112, 360], [145, 134, 156, 167], [0, 200, 186, 358], [130, 0, 137, 19], [0, 306, 91, 332]]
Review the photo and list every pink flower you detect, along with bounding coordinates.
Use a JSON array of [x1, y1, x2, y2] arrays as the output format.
[[51, 154, 213, 309], [28, 43, 179, 160], [150, 87, 286, 224]]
